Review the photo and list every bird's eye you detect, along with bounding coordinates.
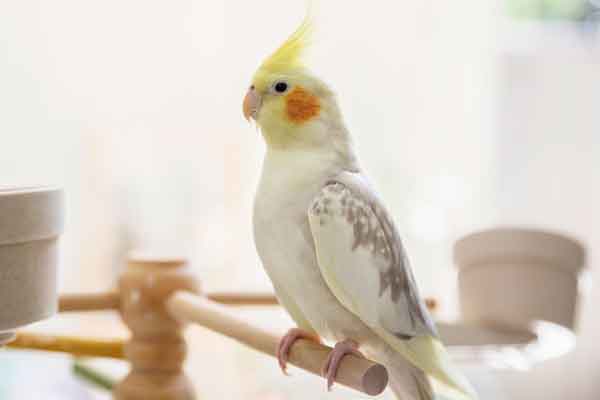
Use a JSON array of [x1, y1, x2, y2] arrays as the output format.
[[273, 81, 289, 94]]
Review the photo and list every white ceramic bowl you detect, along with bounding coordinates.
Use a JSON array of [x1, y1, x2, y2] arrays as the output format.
[[0, 186, 65, 344], [454, 228, 585, 332], [450, 228, 585, 367]]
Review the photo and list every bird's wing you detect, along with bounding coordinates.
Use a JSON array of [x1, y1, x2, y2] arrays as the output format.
[[308, 171, 436, 339], [308, 171, 476, 399]]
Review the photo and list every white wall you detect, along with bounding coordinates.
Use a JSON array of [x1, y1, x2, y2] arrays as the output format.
[[0, 0, 500, 303], [493, 22, 600, 400]]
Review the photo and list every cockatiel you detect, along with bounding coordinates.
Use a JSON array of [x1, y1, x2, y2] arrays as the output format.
[[244, 14, 477, 400]]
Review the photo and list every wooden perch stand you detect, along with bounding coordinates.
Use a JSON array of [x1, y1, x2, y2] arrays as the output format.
[[12, 254, 388, 399], [114, 255, 387, 398], [58, 291, 279, 313]]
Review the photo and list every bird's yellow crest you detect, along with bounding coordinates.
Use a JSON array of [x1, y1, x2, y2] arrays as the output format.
[[253, 13, 314, 86]]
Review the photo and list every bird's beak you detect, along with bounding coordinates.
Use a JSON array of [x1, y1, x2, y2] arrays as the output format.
[[243, 86, 261, 122]]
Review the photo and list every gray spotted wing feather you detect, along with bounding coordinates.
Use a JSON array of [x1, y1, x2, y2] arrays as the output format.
[[308, 171, 437, 339]]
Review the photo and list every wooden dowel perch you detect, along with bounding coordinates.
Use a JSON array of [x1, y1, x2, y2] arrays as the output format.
[[207, 292, 279, 306], [7, 332, 125, 359], [166, 291, 389, 396], [59, 292, 120, 312], [58, 291, 278, 313]]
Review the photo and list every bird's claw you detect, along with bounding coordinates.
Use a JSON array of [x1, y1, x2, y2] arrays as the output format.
[[277, 328, 320, 375], [321, 339, 363, 391]]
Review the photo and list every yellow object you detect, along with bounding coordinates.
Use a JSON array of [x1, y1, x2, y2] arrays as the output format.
[[244, 9, 342, 148], [254, 11, 313, 87], [8, 332, 125, 359]]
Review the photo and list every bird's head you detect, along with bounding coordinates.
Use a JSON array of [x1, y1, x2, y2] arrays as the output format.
[[243, 15, 346, 150]]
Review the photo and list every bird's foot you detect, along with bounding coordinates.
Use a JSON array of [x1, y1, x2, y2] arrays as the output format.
[[321, 339, 363, 391], [277, 328, 321, 375]]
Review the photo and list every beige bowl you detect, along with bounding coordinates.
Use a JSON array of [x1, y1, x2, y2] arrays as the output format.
[[454, 228, 586, 333], [0, 186, 65, 344]]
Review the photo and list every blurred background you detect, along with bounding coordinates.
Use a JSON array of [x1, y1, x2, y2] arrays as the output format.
[[0, 0, 598, 399]]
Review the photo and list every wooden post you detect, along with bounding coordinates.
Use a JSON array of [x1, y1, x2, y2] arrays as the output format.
[[114, 254, 200, 400], [59, 291, 120, 312]]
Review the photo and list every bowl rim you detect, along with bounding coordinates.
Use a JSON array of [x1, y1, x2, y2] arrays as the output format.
[[454, 226, 586, 273], [0, 186, 65, 245], [0, 185, 61, 195]]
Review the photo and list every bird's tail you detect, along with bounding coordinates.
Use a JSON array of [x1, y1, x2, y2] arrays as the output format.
[[385, 352, 435, 400], [380, 339, 477, 400]]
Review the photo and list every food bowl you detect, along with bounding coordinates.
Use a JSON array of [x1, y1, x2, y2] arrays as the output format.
[[0, 186, 65, 344], [451, 227, 586, 367]]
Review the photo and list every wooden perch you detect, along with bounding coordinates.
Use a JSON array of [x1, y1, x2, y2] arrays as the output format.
[[7, 332, 125, 359], [207, 292, 279, 306], [58, 291, 278, 313], [166, 291, 389, 396], [59, 292, 120, 312]]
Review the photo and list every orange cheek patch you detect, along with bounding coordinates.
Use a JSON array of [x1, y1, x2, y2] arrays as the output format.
[[285, 86, 320, 123]]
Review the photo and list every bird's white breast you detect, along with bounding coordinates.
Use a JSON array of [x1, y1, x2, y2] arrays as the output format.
[[253, 149, 333, 291], [253, 148, 369, 340]]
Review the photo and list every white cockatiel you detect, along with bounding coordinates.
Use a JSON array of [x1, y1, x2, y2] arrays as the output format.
[[243, 15, 477, 400]]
